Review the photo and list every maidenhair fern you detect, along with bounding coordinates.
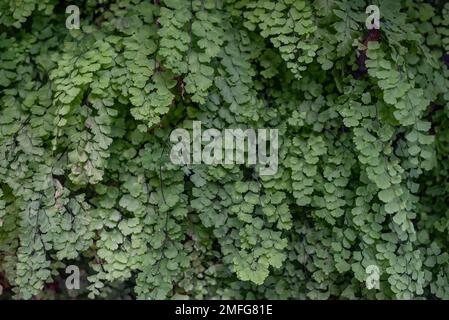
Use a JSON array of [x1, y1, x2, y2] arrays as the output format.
[[1, 0, 449, 300]]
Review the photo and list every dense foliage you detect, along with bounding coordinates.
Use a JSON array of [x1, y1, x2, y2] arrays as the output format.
[[1, 0, 449, 300]]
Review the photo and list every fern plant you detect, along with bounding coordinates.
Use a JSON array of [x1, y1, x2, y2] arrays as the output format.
[[1, 0, 449, 300]]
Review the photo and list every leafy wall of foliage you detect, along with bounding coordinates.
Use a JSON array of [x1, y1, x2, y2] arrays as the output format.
[[1, 0, 449, 299]]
